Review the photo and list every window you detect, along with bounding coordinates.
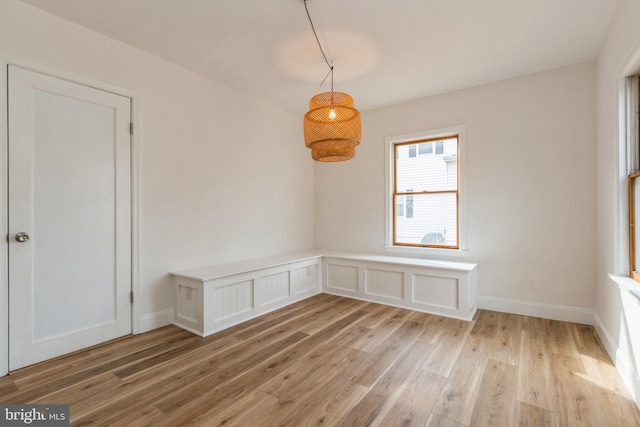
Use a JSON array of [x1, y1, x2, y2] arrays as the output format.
[[408, 144, 416, 158], [628, 75, 640, 281], [389, 133, 460, 249]]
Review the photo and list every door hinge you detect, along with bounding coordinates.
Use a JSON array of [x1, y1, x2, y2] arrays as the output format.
[[129, 122, 134, 135], [130, 291, 134, 304]]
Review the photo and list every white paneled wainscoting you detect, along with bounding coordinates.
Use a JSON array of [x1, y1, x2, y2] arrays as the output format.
[[170, 253, 322, 336], [321, 253, 477, 321], [170, 252, 478, 336]]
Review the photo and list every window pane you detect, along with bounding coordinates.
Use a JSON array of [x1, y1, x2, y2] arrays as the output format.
[[395, 193, 457, 247], [396, 194, 404, 217], [395, 137, 457, 192], [409, 144, 416, 158], [406, 195, 414, 218], [419, 142, 433, 154]]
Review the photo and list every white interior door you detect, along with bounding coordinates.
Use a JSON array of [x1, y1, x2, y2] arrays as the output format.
[[8, 66, 132, 370]]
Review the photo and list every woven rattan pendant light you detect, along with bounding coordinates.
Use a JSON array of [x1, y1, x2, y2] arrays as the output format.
[[301, 0, 362, 162]]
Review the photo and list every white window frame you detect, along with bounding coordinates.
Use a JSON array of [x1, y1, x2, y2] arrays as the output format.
[[385, 125, 467, 258]]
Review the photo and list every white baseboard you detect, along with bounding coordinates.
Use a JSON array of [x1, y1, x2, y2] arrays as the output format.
[[594, 312, 640, 409], [135, 308, 174, 334], [477, 295, 595, 325], [323, 290, 477, 322]]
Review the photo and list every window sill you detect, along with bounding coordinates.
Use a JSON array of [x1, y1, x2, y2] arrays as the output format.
[[385, 245, 469, 259], [609, 274, 640, 302]]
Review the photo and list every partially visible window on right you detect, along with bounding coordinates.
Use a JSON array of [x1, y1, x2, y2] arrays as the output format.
[[627, 74, 640, 282]]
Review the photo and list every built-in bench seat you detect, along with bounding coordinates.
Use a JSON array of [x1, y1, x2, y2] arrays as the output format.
[[170, 252, 477, 336]]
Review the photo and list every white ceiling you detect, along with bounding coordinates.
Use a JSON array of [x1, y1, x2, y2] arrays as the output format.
[[20, 0, 619, 114]]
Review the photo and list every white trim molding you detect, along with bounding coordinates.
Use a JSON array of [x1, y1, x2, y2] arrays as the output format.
[[477, 295, 595, 325], [0, 59, 9, 377], [384, 125, 467, 257], [138, 308, 175, 334], [594, 311, 640, 409]]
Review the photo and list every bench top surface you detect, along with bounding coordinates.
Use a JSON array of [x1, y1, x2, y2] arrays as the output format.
[[170, 251, 477, 282], [170, 252, 323, 281], [322, 252, 477, 272]]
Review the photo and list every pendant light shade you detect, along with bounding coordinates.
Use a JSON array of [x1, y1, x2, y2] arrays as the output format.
[[303, 92, 362, 162]]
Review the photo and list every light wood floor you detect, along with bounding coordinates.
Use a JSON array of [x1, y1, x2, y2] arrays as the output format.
[[0, 294, 639, 426]]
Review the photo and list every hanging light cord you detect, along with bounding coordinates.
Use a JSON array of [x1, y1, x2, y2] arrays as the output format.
[[303, 0, 333, 91]]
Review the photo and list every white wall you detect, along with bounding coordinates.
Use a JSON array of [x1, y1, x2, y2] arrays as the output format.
[[594, 0, 640, 408], [315, 62, 597, 322], [0, 0, 314, 355]]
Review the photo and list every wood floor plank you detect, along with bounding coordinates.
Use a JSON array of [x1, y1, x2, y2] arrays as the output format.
[[298, 297, 369, 335], [336, 337, 434, 426], [72, 356, 222, 425], [471, 310, 499, 339], [12, 327, 191, 387], [259, 323, 371, 400], [3, 339, 197, 403], [426, 413, 467, 427], [551, 353, 611, 426], [350, 307, 410, 353], [31, 372, 122, 407], [548, 319, 579, 357], [348, 320, 426, 387], [515, 401, 558, 426], [358, 303, 400, 328], [152, 331, 309, 415], [578, 350, 640, 425], [422, 318, 475, 377], [418, 313, 453, 344], [112, 334, 242, 379], [111, 405, 167, 427], [405, 310, 436, 325], [432, 334, 490, 425], [233, 293, 342, 340], [490, 311, 522, 366], [589, 386, 640, 427], [0, 298, 637, 426], [67, 335, 241, 420], [516, 329, 556, 411], [184, 389, 279, 427], [157, 309, 369, 426], [469, 360, 518, 426], [379, 370, 447, 427], [570, 323, 611, 362], [279, 376, 368, 427], [113, 334, 242, 380], [74, 329, 306, 423], [0, 379, 19, 396]]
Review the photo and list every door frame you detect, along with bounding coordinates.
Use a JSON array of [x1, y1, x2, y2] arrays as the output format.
[[0, 57, 142, 376]]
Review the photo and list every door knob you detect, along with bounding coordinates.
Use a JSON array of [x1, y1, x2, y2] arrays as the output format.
[[15, 232, 29, 243]]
